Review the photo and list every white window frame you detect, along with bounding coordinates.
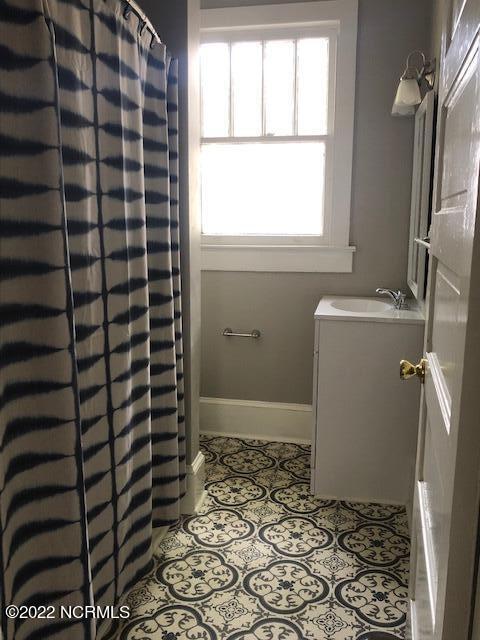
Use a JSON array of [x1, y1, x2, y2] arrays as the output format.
[[200, 0, 358, 273]]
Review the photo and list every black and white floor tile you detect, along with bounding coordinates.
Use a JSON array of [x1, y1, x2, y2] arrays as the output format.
[[116, 435, 410, 640]]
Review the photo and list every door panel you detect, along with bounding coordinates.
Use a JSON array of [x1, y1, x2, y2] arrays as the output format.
[[421, 415, 445, 591], [441, 70, 475, 202], [412, 523, 434, 639], [433, 55, 478, 275], [429, 265, 460, 410], [409, 0, 480, 638]]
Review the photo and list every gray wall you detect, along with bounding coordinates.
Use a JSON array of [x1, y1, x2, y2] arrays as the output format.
[[200, 0, 433, 405], [430, 0, 444, 65], [140, 0, 202, 464]]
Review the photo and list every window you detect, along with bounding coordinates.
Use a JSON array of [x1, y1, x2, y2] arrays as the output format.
[[201, 38, 329, 237], [200, 2, 358, 272]]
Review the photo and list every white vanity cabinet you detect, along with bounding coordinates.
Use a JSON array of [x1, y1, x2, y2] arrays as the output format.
[[311, 297, 424, 505]]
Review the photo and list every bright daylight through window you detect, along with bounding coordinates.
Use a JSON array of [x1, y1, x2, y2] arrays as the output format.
[[200, 37, 330, 237]]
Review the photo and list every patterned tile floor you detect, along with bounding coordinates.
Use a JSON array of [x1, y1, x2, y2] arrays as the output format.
[[117, 435, 410, 640]]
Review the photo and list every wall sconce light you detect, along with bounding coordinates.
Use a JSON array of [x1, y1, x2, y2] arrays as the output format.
[[392, 50, 436, 116]]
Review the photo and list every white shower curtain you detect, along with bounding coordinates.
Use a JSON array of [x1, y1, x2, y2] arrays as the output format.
[[0, 1, 186, 638]]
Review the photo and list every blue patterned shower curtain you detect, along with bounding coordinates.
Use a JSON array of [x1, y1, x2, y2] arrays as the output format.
[[0, 0, 186, 638]]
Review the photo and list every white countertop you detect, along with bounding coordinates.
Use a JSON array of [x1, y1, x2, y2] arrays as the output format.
[[314, 296, 425, 324]]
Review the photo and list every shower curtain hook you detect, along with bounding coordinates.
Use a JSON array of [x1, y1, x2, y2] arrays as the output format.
[[123, 2, 132, 19], [139, 19, 147, 36], [150, 33, 157, 49]]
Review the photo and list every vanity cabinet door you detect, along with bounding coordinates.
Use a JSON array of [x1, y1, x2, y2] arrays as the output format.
[[407, 90, 435, 305]]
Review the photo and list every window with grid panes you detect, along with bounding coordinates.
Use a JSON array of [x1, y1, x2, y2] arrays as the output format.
[[199, 2, 357, 272], [200, 35, 331, 237]]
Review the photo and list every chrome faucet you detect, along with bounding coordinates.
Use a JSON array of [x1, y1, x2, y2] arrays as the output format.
[[376, 288, 407, 310]]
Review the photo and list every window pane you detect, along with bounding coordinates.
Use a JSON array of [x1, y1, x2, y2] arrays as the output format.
[[297, 38, 329, 135], [264, 41, 295, 136], [201, 142, 325, 235], [201, 43, 230, 137], [232, 42, 262, 136]]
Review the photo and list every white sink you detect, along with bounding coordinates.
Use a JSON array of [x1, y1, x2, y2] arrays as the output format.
[[330, 298, 392, 313], [314, 296, 423, 324]]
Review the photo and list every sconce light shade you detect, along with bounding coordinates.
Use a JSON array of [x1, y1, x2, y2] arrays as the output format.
[[392, 77, 422, 116], [391, 51, 435, 117]]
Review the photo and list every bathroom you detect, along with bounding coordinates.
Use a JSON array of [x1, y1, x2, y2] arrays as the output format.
[[1, 0, 480, 639]]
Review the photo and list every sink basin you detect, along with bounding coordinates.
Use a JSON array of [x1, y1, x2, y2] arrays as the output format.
[[330, 298, 392, 313], [315, 296, 423, 325]]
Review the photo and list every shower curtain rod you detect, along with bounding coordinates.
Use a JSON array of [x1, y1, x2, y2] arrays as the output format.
[[122, 0, 162, 44]]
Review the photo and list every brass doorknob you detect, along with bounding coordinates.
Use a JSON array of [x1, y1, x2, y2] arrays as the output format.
[[400, 358, 427, 383]]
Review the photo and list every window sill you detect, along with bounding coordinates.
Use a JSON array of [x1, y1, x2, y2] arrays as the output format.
[[201, 244, 356, 273]]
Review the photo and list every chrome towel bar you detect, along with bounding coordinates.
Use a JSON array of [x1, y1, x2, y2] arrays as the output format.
[[223, 327, 261, 339]]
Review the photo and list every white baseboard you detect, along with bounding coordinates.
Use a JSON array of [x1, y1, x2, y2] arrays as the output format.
[[181, 451, 207, 515], [309, 491, 405, 506], [200, 397, 312, 444], [152, 525, 170, 550]]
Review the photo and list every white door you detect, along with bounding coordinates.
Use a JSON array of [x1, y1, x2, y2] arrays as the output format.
[[408, 1, 480, 639]]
